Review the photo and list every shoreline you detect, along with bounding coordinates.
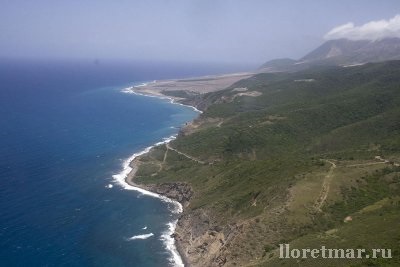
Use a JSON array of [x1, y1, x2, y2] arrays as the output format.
[[115, 84, 203, 267], [121, 85, 203, 114], [112, 134, 186, 267], [116, 71, 250, 266]]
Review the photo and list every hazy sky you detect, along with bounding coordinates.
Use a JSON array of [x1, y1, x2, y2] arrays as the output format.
[[1, 0, 399, 64]]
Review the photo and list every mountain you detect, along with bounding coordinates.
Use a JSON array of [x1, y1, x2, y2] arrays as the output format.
[[259, 37, 400, 72], [301, 37, 400, 64], [300, 38, 370, 62]]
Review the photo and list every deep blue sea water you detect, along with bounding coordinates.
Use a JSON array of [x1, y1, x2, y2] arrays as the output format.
[[0, 59, 251, 267]]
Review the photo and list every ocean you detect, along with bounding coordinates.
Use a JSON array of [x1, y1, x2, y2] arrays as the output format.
[[0, 59, 250, 266]]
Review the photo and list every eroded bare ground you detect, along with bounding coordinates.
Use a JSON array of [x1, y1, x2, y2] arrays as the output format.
[[180, 117, 226, 136], [175, 191, 292, 267]]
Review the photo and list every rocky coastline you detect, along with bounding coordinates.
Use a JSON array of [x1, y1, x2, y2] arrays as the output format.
[[126, 161, 235, 267], [123, 73, 250, 266]]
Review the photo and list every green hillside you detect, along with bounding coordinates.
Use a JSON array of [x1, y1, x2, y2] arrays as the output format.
[[135, 61, 400, 266]]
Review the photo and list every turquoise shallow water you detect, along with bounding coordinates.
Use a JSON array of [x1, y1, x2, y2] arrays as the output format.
[[0, 60, 218, 266]]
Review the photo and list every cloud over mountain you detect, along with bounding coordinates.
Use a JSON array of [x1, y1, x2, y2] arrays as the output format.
[[324, 14, 400, 41]]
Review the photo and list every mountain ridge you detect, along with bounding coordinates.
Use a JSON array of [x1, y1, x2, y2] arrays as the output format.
[[259, 37, 400, 72]]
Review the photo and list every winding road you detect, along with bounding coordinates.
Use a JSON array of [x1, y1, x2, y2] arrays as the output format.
[[165, 143, 206, 164]]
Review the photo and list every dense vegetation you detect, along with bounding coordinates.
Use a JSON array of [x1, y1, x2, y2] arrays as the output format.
[[136, 61, 400, 266]]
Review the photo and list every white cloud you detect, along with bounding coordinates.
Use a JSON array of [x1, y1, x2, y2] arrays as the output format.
[[324, 14, 400, 40]]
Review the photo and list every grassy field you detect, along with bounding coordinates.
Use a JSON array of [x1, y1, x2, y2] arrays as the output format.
[[135, 61, 400, 266]]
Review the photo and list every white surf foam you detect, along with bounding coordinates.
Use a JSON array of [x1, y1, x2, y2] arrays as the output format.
[[127, 233, 154, 241], [142, 226, 147, 230], [161, 220, 184, 267], [112, 136, 183, 214], [120, 87, 135, 94], [121, 85, 203, 114], [112, 135, 185, 266]]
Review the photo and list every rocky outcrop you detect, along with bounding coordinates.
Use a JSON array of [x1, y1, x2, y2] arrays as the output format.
[[146, 182, 193, 208], [174, 209, 241, 267], [137, 180, 235, 266]]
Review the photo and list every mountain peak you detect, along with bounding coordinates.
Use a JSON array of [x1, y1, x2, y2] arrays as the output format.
[[300, 38, 371, 62]]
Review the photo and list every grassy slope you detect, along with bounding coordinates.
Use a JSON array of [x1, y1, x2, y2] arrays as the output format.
[[135, 61, 400, 266]]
